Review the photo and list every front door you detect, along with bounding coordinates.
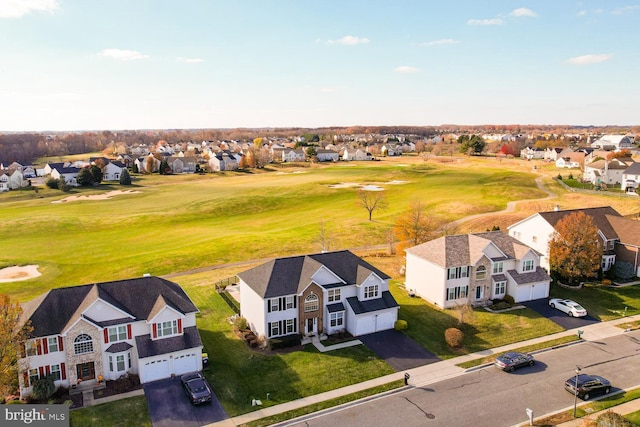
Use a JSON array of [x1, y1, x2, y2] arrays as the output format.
[[475, 286, 483, 301], [306, 318, 317, 335], [76, 362, 95, 381]]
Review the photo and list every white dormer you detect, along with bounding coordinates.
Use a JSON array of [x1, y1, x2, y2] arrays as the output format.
[[147, 298, 185, 340]]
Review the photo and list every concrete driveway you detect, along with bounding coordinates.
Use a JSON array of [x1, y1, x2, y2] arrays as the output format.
[[358, 329, 440, 371], [522, 299, 600, 330], [143, 376, 228, 427]]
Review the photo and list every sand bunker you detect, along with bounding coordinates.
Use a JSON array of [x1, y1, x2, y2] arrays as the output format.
[[52, 190, 140, 204], [328, 180, 408, 190], [0, 265, 41, 282]]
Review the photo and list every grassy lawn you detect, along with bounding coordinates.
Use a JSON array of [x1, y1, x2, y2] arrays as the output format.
[[390, 281, 565, 359], [176, 271, 394, 417], [69, 396, 150, 427], [0, 159, 548, 301], [549, 282, 640, 321]]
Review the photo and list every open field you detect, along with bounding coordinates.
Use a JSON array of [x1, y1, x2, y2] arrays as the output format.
[[2, 155, 639, 302]]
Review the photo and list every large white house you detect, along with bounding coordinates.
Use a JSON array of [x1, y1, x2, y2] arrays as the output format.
[[507, 206, 623, 272], [17, 276, 203, 398], [238, 250, 399, 340], [404, 231, 550, 308]]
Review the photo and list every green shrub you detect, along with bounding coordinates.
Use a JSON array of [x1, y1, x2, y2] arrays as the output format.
[[32, 375, 56, 401], [6, 399, 25, 404], [444, 328, 464, 349], [45, 178, 60, 189], [492, 301, 510, 310], [557, 174, 562, 180], [611, 262, 635, 280], [269, 334, 301, 350], [503, 294, 515, 305], [394, 320, 408, 331]]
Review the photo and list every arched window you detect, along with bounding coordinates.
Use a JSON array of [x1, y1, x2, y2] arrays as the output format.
[[476, 265, 487, 280], [304, 294, 319, 312], [74, 334, 93, 355]]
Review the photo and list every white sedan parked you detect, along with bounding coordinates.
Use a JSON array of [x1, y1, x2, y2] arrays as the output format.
[[549, 298, 588, 317]]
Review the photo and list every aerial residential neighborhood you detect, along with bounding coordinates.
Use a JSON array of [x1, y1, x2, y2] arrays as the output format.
[[3, 2, 640, 427]]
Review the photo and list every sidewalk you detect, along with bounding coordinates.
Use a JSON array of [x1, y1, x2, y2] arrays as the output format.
[[206, 315, 640, 427]]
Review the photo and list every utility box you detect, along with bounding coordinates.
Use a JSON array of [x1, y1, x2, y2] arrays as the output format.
[[202, 353, 209, 369]]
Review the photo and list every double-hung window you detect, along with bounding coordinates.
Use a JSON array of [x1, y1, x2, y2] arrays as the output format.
[[494, 281, 506, 295], [109, 325, 127, 342], [328, 288, 341, 302], [47, 337, 59, 353], [447, 266, 470, 280], [364, 285, 379, 299], [522, 260, 534, 272], [330, 312, 344, 327], [50, 364, 61, 381], [492, 262, 503, 274], [157, 320, 178, 337], [304, 294, 319, 312], [475, 266, 487, 280]]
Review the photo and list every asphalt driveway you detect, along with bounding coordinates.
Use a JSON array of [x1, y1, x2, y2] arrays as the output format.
[[522, 299, 600, 329], [143, 376, 228, 427], [358, 329, 440, 371]]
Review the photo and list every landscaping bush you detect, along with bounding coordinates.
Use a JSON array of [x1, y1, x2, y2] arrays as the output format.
[[268, 334, 301, 351], [394, 319, 408, 331], [6, 399, 25, 404], [491, 301, 511, 311], [444, 328, 464, 349], [32, 375, 56, 401], [596, 411, 635, 427], [45, 177, 61, 189], [611, 262, 636, 281], [502, 294, 515, 305]]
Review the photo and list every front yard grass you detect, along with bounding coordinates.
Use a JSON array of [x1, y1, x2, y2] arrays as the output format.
[[70, 396, 150, 427], [549, 282, 640, 321], [178, 273, 395, 417], [390, 281, 565, 359]]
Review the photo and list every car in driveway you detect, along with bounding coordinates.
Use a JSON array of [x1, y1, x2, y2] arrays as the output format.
[[549, 298, 587, 317], [494, 352, 535, 372], [181, 372, 213, 405], [564, 374, 611, 400]]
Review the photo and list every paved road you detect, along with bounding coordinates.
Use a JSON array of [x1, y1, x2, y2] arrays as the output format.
[[278, 330, 640, 427]]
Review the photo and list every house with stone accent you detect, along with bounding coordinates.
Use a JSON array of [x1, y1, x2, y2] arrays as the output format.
[[16, 276, 203, 398], [237, 250, 399, 341], [404, 231, 550, 308]]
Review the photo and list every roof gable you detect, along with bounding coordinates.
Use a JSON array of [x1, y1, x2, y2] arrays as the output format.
[[21, 277, 198, 337], [538, 206, 622, 240], [238, 250, 389, 298]]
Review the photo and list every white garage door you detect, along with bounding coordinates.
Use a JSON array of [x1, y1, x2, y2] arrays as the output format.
[[173, 353, 199, 376], [532, 283, 549, 300], [376, 312, 395, 331], [356, 316, 376, 336], [142, 358, 170, 383]]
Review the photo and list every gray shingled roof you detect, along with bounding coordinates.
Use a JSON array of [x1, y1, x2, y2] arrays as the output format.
[[135, 326, 202, 358], [606, 215, 640, 246], [346, 291, 398, 314], [106, 342, 133, 353], [538, 206, 622, 240], [404, 231, 537, 267], [21, 276, 199, 337], [507, 267, 551, 285], [237, 250, 390, 298]]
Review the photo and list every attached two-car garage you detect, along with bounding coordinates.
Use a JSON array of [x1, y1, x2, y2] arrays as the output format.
[[514, 282, 550, 303], [352, 311, 396, 336], [139, 352, 200, 383]]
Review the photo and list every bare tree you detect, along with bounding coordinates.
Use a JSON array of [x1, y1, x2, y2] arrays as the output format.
[[0, 294, 32, 395], [393, 201, 440, 250], [318, 220, 332, 252], [356, 189, 388, 221]]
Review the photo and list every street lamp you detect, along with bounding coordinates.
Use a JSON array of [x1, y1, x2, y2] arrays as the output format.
[[573, 365, 582, 417]]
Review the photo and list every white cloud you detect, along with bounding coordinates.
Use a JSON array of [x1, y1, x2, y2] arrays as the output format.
[[567, 53, 613, 65], [467, 18, 504, 26], [510, 7, 537, 17], [100, 49, 150, 61], [420, 38, 460, 46], [394, 66, 419, 74], [177, 57, 204, 63], [612, 5, 639, 15], [577, 10, 587, 16], [327, 35, 370, 45], [0, 0, 59, 18]]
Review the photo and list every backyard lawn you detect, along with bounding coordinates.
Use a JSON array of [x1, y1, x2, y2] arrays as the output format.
[[549, 282, 640, 321]]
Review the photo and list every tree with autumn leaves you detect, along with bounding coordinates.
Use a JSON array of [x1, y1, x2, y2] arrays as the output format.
[[549, 212, 602, 286], [0, 294, 32, 395], [393, 201, 441, 251]]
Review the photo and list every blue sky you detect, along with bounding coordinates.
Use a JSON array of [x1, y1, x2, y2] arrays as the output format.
[[1, 1, 638, 131]]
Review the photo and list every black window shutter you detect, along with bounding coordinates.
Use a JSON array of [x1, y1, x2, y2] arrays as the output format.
[[268, 300, 271, 313], [279, 298, 283, 311], [267, 322, 271, 337], [279, 320, 284, 336]]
